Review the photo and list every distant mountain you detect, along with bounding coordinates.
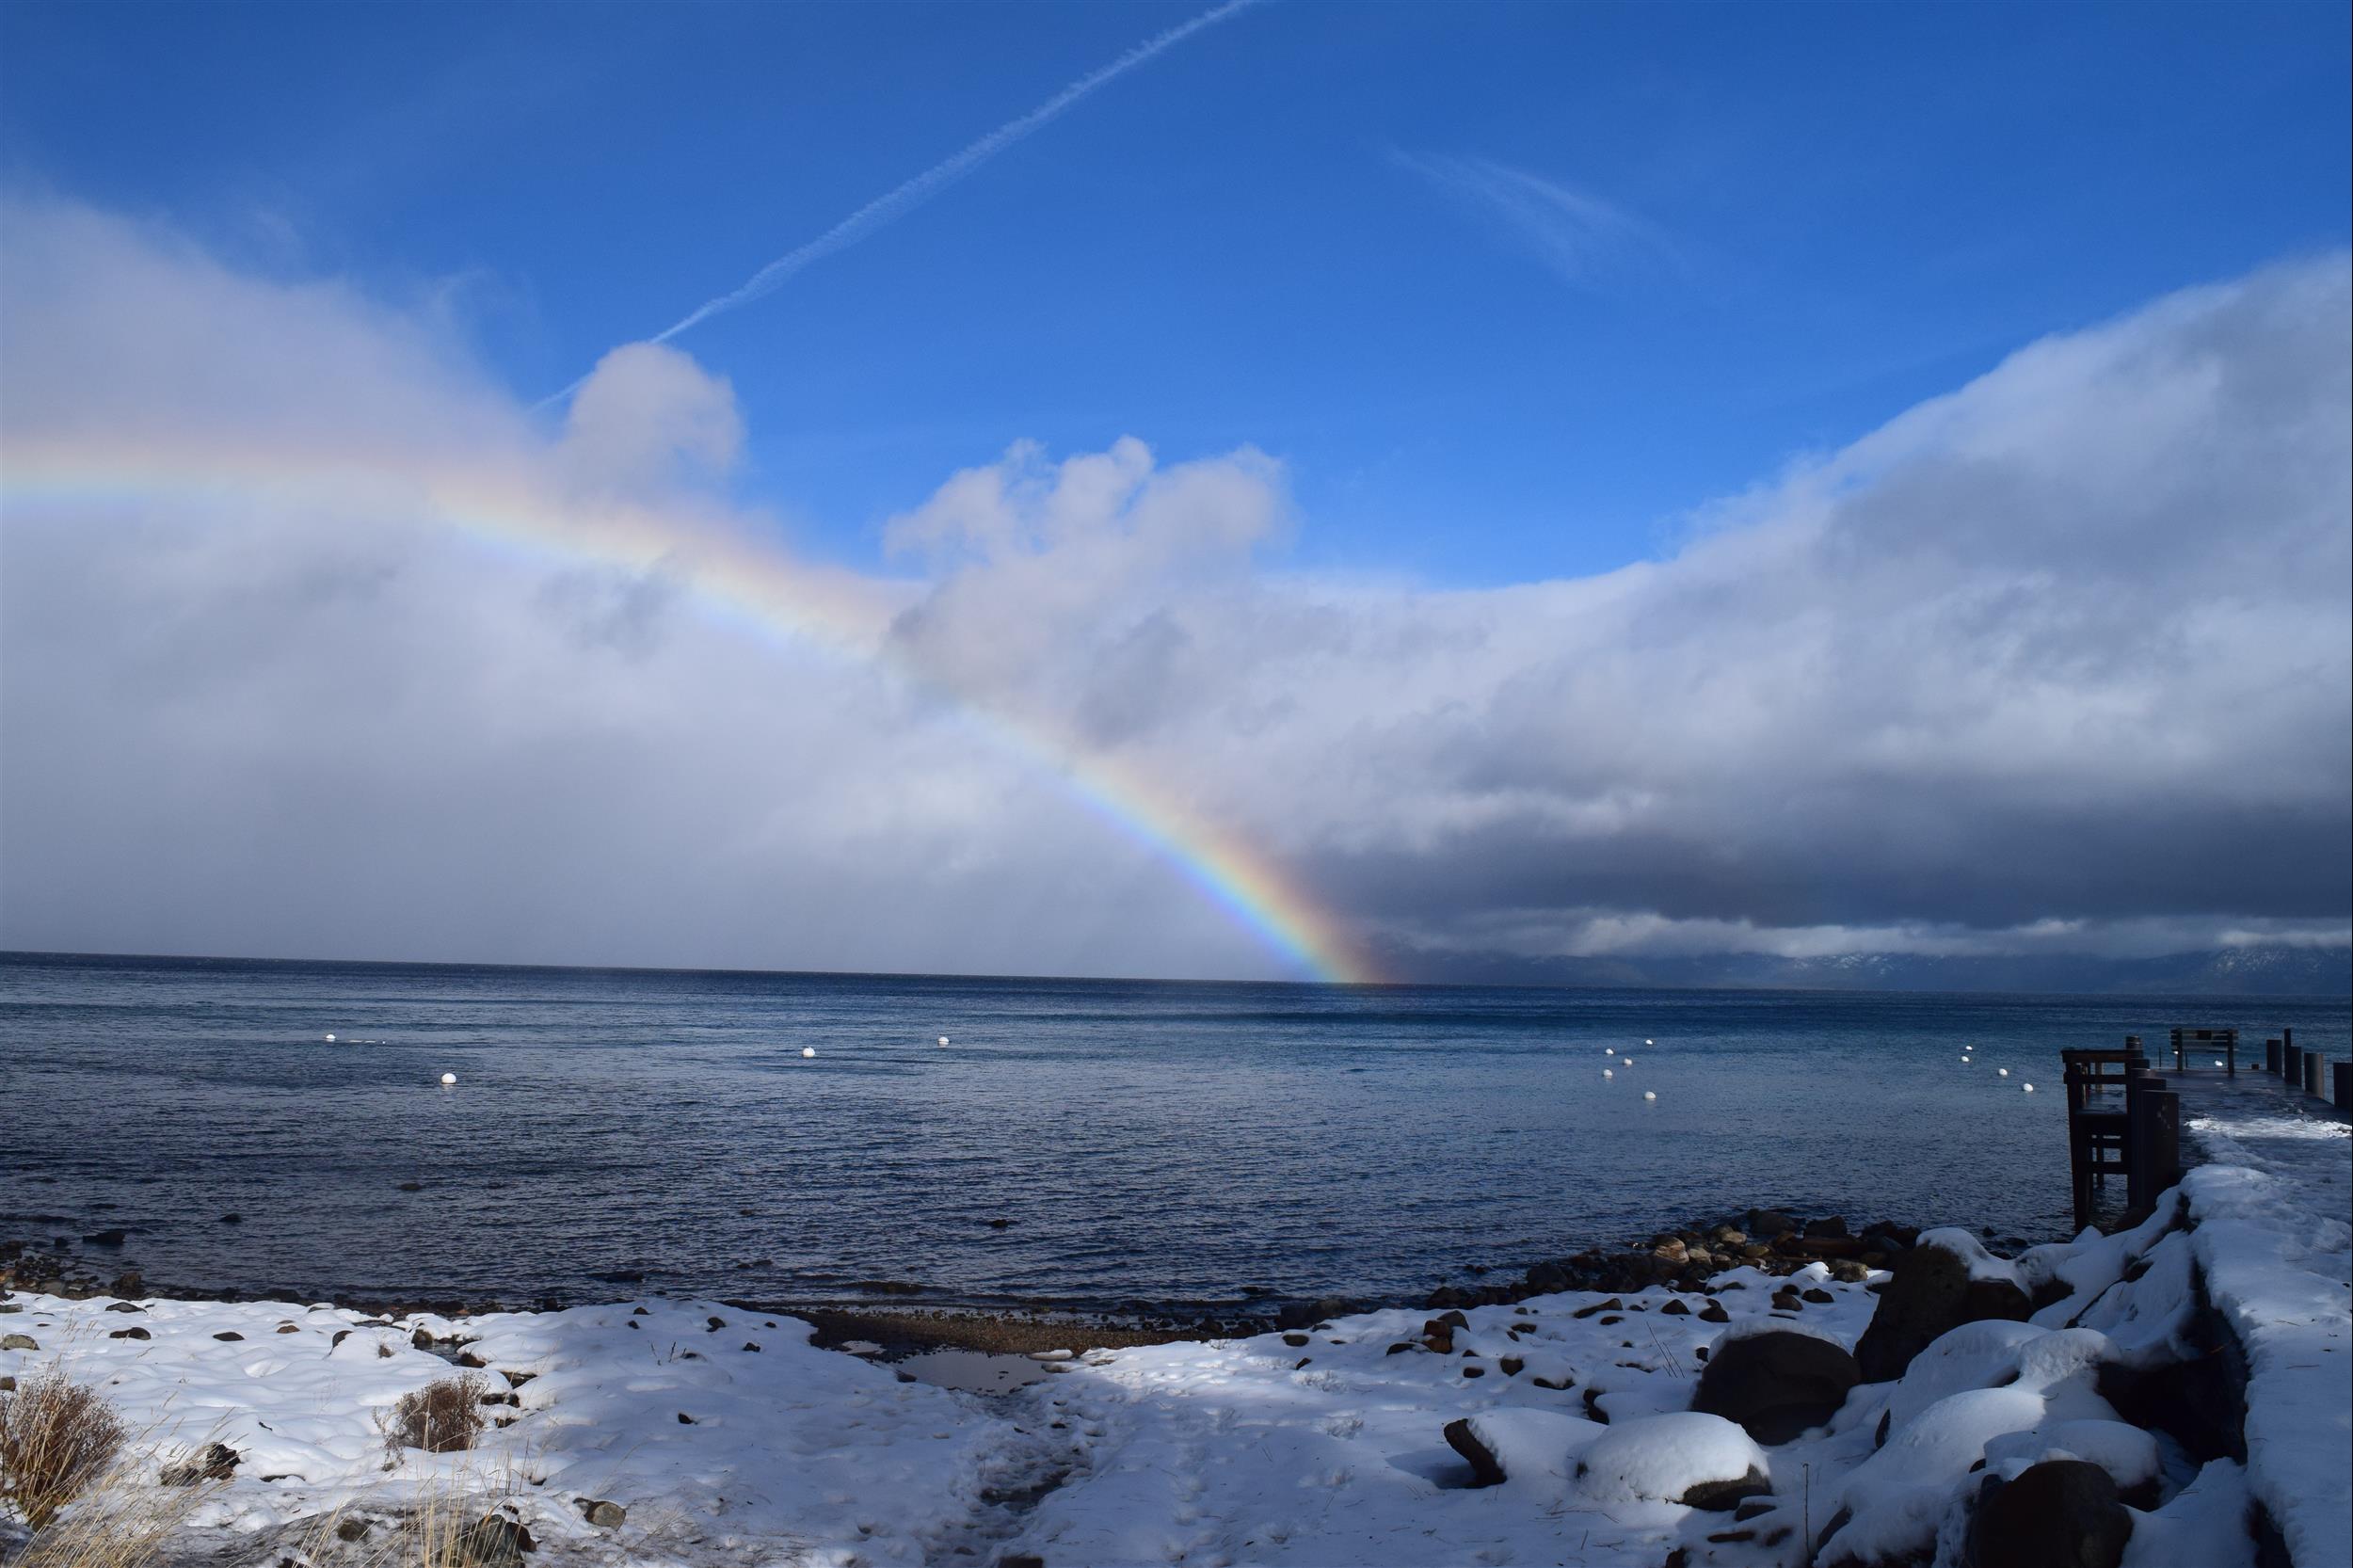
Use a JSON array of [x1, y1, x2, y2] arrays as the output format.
[[1388, 943, 2352, 996]]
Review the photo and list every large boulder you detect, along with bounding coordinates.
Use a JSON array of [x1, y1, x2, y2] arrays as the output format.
[[1691, 1329, 1861, 1444], [1573, 1412, 1771, 1512], [1855, 1231, 2030, 1383], [1963, 1460, 2132, 1568]]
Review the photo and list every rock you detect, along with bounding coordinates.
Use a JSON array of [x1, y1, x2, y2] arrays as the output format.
[[1275, 1296, 1358, 1331], [1691, 1330, 1862, 1445], [108, 1326, 152, 1340], [105, 1301, 145, 1313], [1572, 1297, 1625, 1320], [1854, 1237, 2031, 1383], [1442, 1416, 1508, 1487], [219, 1214, 242, 1224], [1420, 1319, 1456, 1354], [456, 1514, 534, 1568], [1282, 1332, 1310, 1348], [1963, 1459, 2132, 1568], [1659, 1298, 1690, 1316], [2096, 1306, 2249, 1464], [82, 1229, 128, 1247], [277, 1323, 301, 1334], [1574, 1412, 1771, 1511], [212, 1331, 244, 1342], [1, 1334, 38, 1352], [336, 1518, 372, 1543], [1698, 1301, 1731, 1324], [1830, 1260, 1871, 1284], [577, 1498, 626, 1528], [396, 1182, 424, 1193], [1802, 1288, 1834, 1304], [1743, 1209, 1796, 1239], [160, 1443, 241, 1485]]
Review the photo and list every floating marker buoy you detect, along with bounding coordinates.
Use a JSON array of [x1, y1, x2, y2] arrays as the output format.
[[325, 1033, 336, 1043], [1622, 1057, 1633, 1066], [1642, 1091, 1657, 1101], [1997, 1068, 2009, 1078], [1644, 1039, 1654, 1046], [1603, 1068, 1614, 1079], [1961, 1055, 1970, 1063], [439, 1073, 456, 1086], [2023, 1083, 2035, 1093], [802, 1047, 818, 1059], [938, 1036, 950, 1047]]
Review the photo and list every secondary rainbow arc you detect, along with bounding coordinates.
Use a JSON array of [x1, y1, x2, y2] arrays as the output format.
[[1, 435, 1378, 984]]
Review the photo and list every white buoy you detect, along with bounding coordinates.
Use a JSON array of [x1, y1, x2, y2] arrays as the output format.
[[1997, 1068, 2009, 1078], [1642, 1090, 1657, 1101], [1961, 1055, 1970, 1063], [938, 1036, 950, 1047], [2023, 1082, 2035, 1093], [1644, 1039, 1654, 1046], [1603, 1068, 1614, 1079], [2213, 1059, 2223, 1067], [439, 1073, 456, 1086], [325, 1033, 336, 1043], [802, 1047, 818, 1059], [1622, 1057, 1633, 1066]]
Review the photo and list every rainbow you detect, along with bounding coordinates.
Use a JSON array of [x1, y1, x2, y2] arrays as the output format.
[[1, 434, 1379, 984]]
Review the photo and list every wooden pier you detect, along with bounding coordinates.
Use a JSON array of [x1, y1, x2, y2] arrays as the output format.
[[2064, 1023, 2352, 1233]]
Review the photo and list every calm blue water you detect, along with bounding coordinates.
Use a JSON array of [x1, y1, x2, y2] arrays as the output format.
[[2, 952, 2345, 1311]]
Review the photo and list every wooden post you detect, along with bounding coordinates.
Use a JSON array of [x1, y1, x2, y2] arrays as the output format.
[[2065, 1059, 2094, 1232], [2266, 1037, 2282, 1075], [2335, 1061, 2353, 1113], [2126, 1073, 2177, 1215], [2304, 1051, 2324, 1098]]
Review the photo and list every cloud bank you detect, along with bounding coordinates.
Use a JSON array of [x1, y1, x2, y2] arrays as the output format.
[[3, 197, 2346, 982]]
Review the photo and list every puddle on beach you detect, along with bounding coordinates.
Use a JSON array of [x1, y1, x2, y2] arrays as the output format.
[[891, 1349, 1065, 1394]]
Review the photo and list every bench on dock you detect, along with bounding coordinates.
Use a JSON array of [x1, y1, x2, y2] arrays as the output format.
[[2169, 1027, 2238, 1076]]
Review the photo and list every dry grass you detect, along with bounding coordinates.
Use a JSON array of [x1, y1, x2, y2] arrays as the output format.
[[376, 1376, 486, 1459], [284, 1452, 536, 1568], [0, 1368, 127, 1531], [8, 1468, 216, 1568]]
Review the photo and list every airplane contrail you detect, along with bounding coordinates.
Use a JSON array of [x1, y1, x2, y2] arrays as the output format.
[[543, 0, 1262, 408]]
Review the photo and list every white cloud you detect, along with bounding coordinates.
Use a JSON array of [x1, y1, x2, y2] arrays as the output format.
[[2, 196, 2345, 981]]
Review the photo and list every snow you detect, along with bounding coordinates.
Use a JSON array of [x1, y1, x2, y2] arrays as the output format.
[[2122, 1457, 2258, 1568], [2183, 1164, 2353, 1568], [4, 1157, 2347, 1566], [1912, 1225, 2027, 1289], [1572, 1412, 1767, 1506]]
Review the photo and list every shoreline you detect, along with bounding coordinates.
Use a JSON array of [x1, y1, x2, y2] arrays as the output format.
[[5, 1200, 1958, 1360], [3, 1160, 2343, 1567]]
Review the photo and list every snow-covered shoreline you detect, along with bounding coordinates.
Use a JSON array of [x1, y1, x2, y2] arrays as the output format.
[[5, 1163, 2346, 1567]]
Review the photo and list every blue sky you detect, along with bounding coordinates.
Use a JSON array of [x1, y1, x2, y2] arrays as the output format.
[[6, 1, 2346, 583]]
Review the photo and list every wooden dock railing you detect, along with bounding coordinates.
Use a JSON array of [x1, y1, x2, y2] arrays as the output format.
[[2071, 1024, 2351, 1231]]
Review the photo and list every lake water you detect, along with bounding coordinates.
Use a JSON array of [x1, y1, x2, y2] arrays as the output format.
[[3, 952, 2345, 1311]]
